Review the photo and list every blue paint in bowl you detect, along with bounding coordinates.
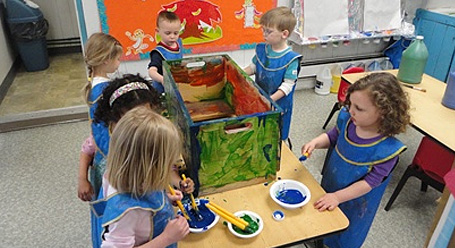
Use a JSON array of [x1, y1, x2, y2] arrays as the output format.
[[276, 189, 307, 204]]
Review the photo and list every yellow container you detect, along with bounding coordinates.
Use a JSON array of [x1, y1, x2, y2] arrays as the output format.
[[330, 64, 342, 93], [330, 75, 341, 93]]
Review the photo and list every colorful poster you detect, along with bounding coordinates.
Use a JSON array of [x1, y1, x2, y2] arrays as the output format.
[[97, 0, 276, 61]]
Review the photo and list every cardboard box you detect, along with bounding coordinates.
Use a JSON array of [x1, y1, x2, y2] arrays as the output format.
[[163, 55, 282, 195]]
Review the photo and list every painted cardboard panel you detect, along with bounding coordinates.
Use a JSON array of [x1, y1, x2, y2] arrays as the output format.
[[163, 55, 282, 195]]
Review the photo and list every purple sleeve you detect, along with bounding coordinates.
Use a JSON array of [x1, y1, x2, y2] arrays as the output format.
[[364, 156, 399, 188], [326, 127, 339, 145]]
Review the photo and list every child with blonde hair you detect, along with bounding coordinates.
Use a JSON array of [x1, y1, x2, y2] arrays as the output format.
[[244, 6, 302, 146], [79, 32, 123, 198], [92, 106, 190, 247], [78, 33, 123, 248], [79, 74, 194, 247], [301, 73, 411, 248]]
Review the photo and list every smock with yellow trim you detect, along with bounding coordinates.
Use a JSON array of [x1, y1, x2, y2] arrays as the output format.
[[322, 108, 406, 248]]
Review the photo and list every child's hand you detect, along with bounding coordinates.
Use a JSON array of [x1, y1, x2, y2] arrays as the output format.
[[179, 178, 194, 194], [314, 193, 340, 212], [167, 189, 183, 205], [301, 141, 316, 158], [162, 215, 190, 244], [77, 179, 94, 201]]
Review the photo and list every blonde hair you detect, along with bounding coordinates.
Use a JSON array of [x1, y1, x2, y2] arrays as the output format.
[[344, 72, 411, 136], [82, 32, 123, 104], [260, 6, 296, 33], [106, 106, 181, 197]]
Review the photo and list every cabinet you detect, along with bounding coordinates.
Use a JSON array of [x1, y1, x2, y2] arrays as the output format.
[[414, 8, 455, 82]]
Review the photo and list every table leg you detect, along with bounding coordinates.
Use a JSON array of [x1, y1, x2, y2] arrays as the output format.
[[315, 239, 323, 248]]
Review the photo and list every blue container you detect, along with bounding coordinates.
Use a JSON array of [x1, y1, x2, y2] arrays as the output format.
[[442, 71, 455, 109]]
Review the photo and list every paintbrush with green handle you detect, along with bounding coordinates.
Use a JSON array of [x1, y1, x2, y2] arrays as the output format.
[[182, 174, 203, 220]]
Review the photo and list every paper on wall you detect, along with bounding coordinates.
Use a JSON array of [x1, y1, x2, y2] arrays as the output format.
[[303, 0, 349, 38], [363, 0, 401, 32]]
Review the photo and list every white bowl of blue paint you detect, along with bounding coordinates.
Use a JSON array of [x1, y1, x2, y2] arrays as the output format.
[[269, 179, 311, 209], [178, 198, 219, 233]]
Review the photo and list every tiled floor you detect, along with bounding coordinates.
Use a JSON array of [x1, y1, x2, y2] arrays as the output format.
[[0, 52, 87, 116]]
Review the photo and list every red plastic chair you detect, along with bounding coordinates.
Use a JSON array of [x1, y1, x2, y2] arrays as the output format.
[[385, 136, 455, 211], [322, 67, 365, 129]]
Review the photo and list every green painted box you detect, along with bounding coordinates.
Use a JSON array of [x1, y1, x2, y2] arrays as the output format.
[[163, 55, 282, 195]]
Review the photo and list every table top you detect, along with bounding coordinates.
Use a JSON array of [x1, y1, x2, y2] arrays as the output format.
[[179, 145, 349, 248], [342, 70, 455, 152]]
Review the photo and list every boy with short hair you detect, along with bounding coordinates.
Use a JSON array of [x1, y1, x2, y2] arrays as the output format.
[[148, 11, 183, 93], [244, 6, 302, 146]]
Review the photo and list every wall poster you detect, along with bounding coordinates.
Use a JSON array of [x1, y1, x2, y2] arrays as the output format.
[[97, 0, 276, 61]]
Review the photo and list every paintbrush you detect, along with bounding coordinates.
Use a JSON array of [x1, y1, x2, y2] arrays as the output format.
[[299, 152, 309, 161], [205, 202, 254, 233], [401, 83, 426, 92], [168, 185, 190, 220], [181, 174, 203, 220]]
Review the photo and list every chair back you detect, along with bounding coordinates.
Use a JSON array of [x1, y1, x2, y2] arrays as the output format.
[[338, 67, 365, 102], [414, 136, 455, 183]]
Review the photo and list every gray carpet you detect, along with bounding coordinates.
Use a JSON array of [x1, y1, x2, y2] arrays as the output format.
[[0, 89, 438, 247]]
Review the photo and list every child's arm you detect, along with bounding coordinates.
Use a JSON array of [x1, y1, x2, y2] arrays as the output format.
[[272, 59, 299, 101], [137, 215, 190, 248], [301, 133, 331, 157], [270, 89, 286, 102], [244, 64, 255, 76], [314, 180, 372, 212], [148, 66, 163, 84], [78, 136, 95, 201]]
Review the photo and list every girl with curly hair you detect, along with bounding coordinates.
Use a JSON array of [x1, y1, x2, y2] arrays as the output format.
[[301, 72, 410, 248]]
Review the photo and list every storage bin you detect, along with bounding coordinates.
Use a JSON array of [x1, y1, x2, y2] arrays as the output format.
[[163, 55, 282, 195]]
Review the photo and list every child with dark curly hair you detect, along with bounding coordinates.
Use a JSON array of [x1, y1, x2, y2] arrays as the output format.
[[301, 72, 411, 248]]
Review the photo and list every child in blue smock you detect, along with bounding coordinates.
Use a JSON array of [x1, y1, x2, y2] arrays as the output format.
[[79, 74, 194, 247], [91, 106, 189, 247], [147, 11, 183, 94], [301, 73, 411, 248], [244, 6, 302, 145]]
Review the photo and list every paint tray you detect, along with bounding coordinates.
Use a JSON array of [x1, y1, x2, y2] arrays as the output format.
[[163, 55, 282, 195]]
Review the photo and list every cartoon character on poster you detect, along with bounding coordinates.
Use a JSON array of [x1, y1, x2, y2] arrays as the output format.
[[235, 0, 262, 28], [124, 29, 154, 56]]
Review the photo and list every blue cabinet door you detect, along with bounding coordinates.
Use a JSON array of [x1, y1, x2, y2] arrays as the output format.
[[414, 9, 455, 82]]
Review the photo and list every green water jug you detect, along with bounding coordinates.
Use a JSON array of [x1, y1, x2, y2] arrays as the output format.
[[397, 36, 429, 84]]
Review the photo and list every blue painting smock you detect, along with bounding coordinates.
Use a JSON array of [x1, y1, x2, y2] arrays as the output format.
[[88, 79, 110, 248], [322, 108, 406, 248], [150, 38, 183, 94], [91, 189, 176, 248], [254, 43, 302, 140], [88, 81, 110, 195]]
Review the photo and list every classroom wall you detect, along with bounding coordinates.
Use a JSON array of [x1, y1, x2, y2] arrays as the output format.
[[78, 0, 290, 77], [0, 3, 16, 85]]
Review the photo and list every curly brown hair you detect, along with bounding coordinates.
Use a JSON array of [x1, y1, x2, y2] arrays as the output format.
[[343, 72, 411, 136]]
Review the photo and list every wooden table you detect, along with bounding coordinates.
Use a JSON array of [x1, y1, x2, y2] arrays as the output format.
[[342, 70, 455, 246], [180, 145, 349, 248], [342, 70, 455, 151]]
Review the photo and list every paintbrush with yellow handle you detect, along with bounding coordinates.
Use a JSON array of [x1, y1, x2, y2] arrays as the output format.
[[181, 174, 203, 220], [168, 185, 190, 220], [206, 201, 253, 233]]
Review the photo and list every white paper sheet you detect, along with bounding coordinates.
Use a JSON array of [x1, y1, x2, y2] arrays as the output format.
[[363, 0, 401, 32], [303, 0, 349, 38]]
